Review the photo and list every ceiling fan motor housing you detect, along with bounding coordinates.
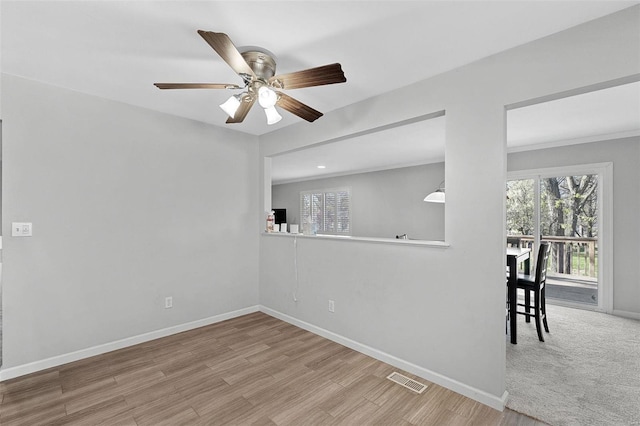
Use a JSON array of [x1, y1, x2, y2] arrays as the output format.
[[240, 48, 277, 80]]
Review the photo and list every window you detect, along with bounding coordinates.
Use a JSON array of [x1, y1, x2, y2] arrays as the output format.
[[300, 188, 351, 235]]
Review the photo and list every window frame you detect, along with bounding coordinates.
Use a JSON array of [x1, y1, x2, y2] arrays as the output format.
[[507, 162, 612, 313]]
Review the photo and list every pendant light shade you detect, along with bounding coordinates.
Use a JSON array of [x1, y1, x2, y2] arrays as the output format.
[[424, 181, 445, 203]]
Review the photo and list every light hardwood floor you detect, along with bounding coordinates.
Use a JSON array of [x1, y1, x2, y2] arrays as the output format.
[[0, 312, 545, 425]]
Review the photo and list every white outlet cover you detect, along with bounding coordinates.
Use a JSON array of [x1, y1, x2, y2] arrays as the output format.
[[12, 222, 33, 237]]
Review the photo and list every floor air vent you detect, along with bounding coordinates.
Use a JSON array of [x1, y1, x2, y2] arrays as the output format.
[[386, 372, 428, 394]]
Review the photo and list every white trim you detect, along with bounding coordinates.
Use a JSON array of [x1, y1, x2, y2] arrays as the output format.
[[507, 162, 613, 313], [508, 162, 613, 180], [1, 303, 510, 410], [612, 309, 640, 321], [262, 231, 449, 248], [600, 162, 614, 313], [259, 305, 508, 411], [0, 306, 259, 382], [263, 157, 272, 213]]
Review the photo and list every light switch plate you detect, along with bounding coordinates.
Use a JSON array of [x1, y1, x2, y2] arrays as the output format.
[[12, 222, 33, 237]]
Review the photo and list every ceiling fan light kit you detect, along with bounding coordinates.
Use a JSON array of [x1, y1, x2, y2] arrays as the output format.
[[258, 86, 278, 108], [155, 30, 346, 126], [264, 106, 283, 125], [219, 94, 242, 118]]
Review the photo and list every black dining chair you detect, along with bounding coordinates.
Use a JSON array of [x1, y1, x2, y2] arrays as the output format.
[[506, 236, 522, 277], [515, 242, 551, 342]]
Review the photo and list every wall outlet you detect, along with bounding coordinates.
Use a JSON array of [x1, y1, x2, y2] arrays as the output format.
[[165, 296, 173, 309], [12, 222, 33, 237], [328, 300, 335, 313]]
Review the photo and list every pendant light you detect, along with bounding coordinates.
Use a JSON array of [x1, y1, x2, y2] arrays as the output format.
[[424, 181, 445, 203]]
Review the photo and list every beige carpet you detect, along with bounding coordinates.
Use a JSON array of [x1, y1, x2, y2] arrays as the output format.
[[506, 304, 640, 426]]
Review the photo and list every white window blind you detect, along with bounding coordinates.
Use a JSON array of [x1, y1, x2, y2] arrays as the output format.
[[300, 188, 351, 235]]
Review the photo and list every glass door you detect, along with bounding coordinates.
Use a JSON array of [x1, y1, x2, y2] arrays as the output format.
[[540, 174, 598, 306], [507, 170, 602, 309]]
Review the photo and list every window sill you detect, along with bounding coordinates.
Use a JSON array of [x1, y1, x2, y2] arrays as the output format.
[[262, 232, 449, 248]]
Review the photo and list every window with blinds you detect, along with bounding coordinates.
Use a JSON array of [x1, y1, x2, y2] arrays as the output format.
[[300, 188, 351, 235]]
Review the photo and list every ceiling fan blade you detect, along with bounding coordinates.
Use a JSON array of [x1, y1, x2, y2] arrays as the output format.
[[197, 30, 256, 79], [269, 63, 346, 90], [276, 93, 323, 122], [154, 83, 241, 90], [226, 96, 256, 124]]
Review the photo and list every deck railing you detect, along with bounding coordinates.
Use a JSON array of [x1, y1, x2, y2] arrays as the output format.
[[508, 235, 597, 278]]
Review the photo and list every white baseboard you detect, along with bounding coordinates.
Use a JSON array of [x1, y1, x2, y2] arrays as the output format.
[[613, 309, 640, 321], [1, 304, 510, 411], [259, 305, 507, 411], [0, 306, 259, 382]]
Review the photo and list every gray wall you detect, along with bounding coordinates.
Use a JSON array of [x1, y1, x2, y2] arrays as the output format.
[[274, 137, 640, 316], [0, 120, 2, 236], [0, 75, 260, 368], [272, 163, 445, 241], [509, 137, 640, 315], [259, 7, 639, 407]]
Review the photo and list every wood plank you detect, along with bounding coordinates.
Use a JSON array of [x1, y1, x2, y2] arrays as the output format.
[[0, 312, 543, 425]]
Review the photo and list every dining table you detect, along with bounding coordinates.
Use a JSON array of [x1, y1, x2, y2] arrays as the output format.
[[507, 246, 531, 344]]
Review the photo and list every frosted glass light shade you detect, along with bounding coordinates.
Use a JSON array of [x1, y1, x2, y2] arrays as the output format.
[[258, 86, 278, 108], [219, 95, 241, 118], [264, 106, 282, 125], [424, 190, 445, 203]]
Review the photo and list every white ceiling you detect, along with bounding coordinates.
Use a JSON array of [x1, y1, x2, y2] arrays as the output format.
[[507, 82, 640, 150], [2, 1, 637, 136], [2, 1, 639, 182], [272, 81, 640, 184], [271, 115, 446, 184]]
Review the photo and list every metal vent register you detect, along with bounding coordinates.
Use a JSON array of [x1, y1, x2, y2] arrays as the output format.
[[386, 372, 428, 394]]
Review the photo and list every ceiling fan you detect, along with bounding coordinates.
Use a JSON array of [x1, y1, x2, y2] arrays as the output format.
[[154, 30, 347, 125]]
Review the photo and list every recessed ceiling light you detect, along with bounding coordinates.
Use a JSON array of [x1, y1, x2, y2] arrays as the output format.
[[317, 165, 326, 169]]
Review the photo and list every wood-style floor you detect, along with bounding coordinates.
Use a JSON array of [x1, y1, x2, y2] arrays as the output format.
[[0, 312, 545, 425]]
